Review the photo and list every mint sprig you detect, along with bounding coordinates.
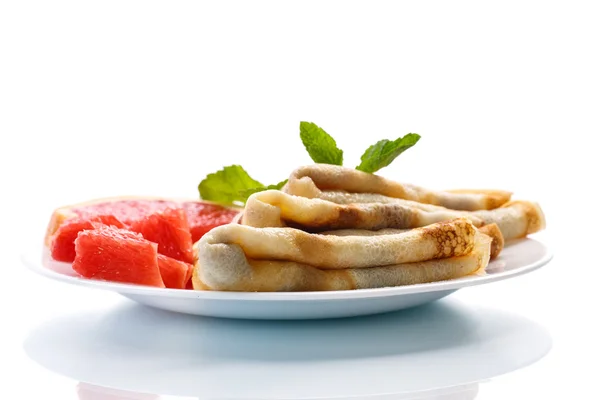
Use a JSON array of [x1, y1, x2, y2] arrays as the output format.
[[198, 165, 266, 206], [299, 121, 343, 165], [355, 133, 421, 173]]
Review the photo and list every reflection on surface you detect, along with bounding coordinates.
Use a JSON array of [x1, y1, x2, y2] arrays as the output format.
[[76, 381, 482, 400], [76, 381, 480, 399], [77, 383, 160, 399], [25, 298, 551, 399]]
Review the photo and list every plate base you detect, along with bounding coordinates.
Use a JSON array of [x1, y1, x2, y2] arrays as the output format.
[[121, 289, 457, 320]]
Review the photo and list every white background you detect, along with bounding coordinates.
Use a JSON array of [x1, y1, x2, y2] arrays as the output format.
[[1, 0, 599, 398]]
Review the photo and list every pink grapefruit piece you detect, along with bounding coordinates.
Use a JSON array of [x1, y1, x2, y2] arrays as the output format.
[[50, 215, 125, 262], [157, 254, 193, 289], [185, 279, 194, 290], [73, 226, 165, 288], [129, 208, 195, 264], [71, 199, 177, 225], [182, 201, 240, 243]]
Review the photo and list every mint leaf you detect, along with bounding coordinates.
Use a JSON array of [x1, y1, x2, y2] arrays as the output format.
[[198, 165, 264, 206], [356, 133, 421, 173], [239, 179, 288, 199], [299, 121, 343, 165]]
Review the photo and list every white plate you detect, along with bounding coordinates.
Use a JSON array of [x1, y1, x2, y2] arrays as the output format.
[[22, 238, 552, 320]]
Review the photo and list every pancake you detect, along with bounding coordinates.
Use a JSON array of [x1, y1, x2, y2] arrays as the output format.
[[241, 190, 544, 241], [284, 164, 512, 211], [193, 222, 491, 292]]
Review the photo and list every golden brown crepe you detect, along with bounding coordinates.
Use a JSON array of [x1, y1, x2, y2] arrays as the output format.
[[193, 221, 491, 292], [477, 223, 504, 259], [322, 223, 505, 259], [241, 190, 544, 241], [242, 189, 482, 229], [201, 217, 476, 270], [284, 164, 512, 211], [471, 201, 545, 242]]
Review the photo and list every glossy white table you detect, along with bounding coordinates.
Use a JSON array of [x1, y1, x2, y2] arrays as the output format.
[[6, 226, 598, 399]]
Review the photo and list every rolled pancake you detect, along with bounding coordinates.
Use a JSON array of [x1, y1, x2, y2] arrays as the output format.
[[284, 164, 512, 211], [196, 217, 475, 270], [322, 223, 504, 259], [242, 190, 544, 240], [242, 190, 484, 230], [308, 190, 465, 211], [193, 228, 492, 292], [472, 201, 545, 242], [477, 223, 504, 259]]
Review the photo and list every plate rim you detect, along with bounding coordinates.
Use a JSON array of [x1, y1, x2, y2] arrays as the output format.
[[21, 238, 553, 302]]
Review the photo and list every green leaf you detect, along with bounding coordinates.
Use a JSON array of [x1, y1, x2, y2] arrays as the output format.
[[356, 133, 421, 173], [198, 165, 265, 206], [239, 179, 288, 199], [299, 121, 343, 165]]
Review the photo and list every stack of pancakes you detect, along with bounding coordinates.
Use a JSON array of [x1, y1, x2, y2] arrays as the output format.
[[193, 165, 545, 292]]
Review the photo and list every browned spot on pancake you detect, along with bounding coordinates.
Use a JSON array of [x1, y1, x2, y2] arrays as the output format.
[[377, 204, 419, 229], [333, 203, 420, 231], [292, 232, 334, 266], [420, 218, 475, 258], [283, 205, 363, 232], [283, 203, 420, 232], [336, 205, 363, 227], [281, 206, 360, 232], [478, 223, 504, 259]]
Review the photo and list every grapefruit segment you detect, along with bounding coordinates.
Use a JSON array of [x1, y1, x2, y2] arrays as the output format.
[[182, 201, 240, 242], [50, 215, 125, 262], [129, 208, 195, 264], [185, 278, 194, 290], [73, 226, 165, 288], [71, 199, 177, 225], [157, 254, 193, 289]]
